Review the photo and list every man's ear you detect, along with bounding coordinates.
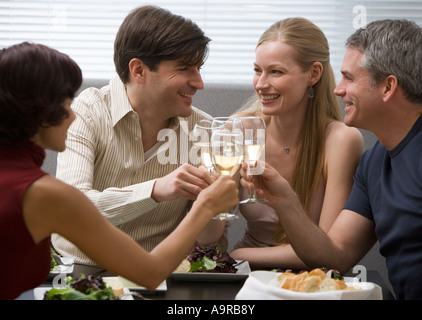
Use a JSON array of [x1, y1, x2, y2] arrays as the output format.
[[309, 61, 323, 86], [128, 58, 146, 84], [382, 75, 399, 102]]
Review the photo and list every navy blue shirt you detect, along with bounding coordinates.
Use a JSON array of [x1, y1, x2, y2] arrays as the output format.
[[345, 115, 422, 299]]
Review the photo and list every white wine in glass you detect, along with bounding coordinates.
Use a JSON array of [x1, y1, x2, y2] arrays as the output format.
[[235, 116, 268, 204], [212, 141, 244, 177], [192, 119, 214, 174], [244, 141, 265, 168], [210, 123, 244, 221]]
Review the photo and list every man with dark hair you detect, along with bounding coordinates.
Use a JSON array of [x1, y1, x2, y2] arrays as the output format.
[[53, 6, 226, 265], [240, 19, 422, 299]]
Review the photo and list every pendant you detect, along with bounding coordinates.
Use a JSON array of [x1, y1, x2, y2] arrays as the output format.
[[284, 147, 290, 154]]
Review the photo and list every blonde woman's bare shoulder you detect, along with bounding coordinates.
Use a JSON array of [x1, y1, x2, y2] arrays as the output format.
[[327, 122, 364, 147], [325, 122, 364, 161]]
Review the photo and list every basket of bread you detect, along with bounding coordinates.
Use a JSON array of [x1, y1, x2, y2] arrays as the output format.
[[276, 268, 350, 293], [236, 268, 382, 300]]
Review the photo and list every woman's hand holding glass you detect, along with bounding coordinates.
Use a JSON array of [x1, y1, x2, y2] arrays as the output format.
[[239, 161, 296, 210]]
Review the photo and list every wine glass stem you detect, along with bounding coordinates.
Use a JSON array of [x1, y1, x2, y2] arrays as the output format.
[[247, 163, 257, 200], [249, 179, 258, 200]]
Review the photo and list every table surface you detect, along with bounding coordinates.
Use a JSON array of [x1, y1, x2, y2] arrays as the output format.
[[18, 264, 395, 300]]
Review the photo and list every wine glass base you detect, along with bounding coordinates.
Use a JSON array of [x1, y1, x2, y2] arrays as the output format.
[[239, 197, 268, 204], [213, 213, 239, 221]]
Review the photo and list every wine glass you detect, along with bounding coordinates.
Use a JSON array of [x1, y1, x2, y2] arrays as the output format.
[[192, 119, 214, 175], [210, 118, 244, 220], [235, 116, 268, 204], [210, 116, 231, 131]]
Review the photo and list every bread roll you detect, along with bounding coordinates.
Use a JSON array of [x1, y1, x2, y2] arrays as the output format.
[[173, 259, 191, 273], [335, 279, 348, 290], [103, 278, 124, 297], [296, 275, 322, 292], [277, 272, 295, 289], [289, 272, 308, 291], [276, 268, 351, 293], [318, 278, 339, 291], [309, 268, 327, 281]]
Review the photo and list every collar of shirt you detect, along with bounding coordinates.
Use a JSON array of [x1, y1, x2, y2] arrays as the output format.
[[108, 75, 134, 127], [108, 75, 183, 132]]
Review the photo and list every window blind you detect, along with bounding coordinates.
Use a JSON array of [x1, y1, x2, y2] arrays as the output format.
[[1, 0, 421, 84]]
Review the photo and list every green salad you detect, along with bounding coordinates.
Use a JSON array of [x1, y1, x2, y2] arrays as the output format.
[[187, 245, 237, 273], [44, 275, 116, 300]]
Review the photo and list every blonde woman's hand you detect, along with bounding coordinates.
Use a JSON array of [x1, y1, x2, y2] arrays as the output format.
[[239, 161, 296, 208]]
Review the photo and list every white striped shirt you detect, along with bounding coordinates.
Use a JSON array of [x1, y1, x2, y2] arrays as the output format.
[[52, 75, 226, 265]]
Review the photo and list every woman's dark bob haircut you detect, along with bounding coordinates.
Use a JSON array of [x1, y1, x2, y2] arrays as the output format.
[[0, 42, 82, 145]]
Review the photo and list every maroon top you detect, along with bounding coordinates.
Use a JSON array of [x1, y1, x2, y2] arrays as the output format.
[[0, 142, 50, 299]]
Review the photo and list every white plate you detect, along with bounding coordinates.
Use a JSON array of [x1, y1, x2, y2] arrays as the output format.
[[104, 276, 167, 292], [33, 287, 133, 300], [47, 257, 74, 280], [235, 271, 382, 300], [170, 260, 251, 282]]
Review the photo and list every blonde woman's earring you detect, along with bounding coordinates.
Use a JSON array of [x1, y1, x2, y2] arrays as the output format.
[[308, 86, 314, 99]]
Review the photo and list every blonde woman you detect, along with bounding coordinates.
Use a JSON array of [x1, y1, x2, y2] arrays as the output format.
[[230, 18, 364, 270]]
